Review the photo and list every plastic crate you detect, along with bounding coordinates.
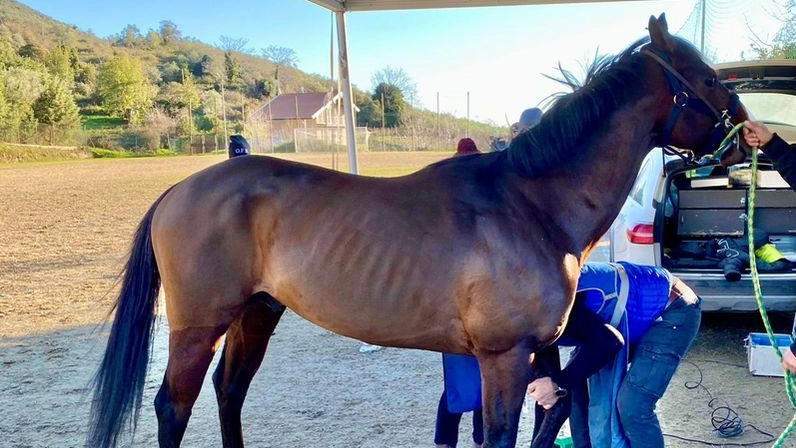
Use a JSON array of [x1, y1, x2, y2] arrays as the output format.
[[745, 333, 793, 377]]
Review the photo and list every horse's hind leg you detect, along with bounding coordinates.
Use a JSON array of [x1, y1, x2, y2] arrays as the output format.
[[477, 339, 536, 448], [213, 292, 286, 448], [155, 324, 229, 448]]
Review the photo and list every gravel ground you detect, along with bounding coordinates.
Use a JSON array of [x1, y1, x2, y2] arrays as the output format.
[[1, 155, 794, 448]]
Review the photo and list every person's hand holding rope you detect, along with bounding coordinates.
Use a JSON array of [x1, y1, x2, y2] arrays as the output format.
[[743, 120, 774, 149]]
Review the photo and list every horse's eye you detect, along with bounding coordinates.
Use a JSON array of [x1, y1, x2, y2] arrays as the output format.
[[705, 76, 718, 88]]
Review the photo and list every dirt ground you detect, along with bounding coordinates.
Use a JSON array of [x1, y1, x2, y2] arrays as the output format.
[[1, 154, 794, 448]]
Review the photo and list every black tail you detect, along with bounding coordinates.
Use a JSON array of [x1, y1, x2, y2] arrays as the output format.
[[87, 190, 170, 448]]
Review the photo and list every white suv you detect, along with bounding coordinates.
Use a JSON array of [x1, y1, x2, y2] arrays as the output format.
[[604, 60, 796, 312]]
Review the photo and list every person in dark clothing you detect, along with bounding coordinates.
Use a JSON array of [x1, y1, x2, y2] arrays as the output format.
[[455, 138, 480, 156], [434, 138, 485, 448], [228, 134, 250, 158], [742, 120, 796, 374], [743, 120, 796, 189]]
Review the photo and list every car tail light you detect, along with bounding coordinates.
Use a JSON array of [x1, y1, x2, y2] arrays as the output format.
[[626, 223, 654, 244]]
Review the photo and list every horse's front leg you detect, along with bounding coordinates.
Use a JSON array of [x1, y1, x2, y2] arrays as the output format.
[[477, 338, 535, 448]]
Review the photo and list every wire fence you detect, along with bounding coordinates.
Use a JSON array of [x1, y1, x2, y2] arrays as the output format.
[[0, 121, 510, 155]]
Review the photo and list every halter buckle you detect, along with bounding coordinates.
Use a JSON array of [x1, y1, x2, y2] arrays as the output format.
[[673, 91, 689, 107]]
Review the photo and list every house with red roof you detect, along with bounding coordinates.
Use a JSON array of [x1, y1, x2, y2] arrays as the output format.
[[248, 91, 360, 150]]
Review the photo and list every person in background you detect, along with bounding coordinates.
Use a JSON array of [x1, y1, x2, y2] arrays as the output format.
[[433, 137, 484, 448], [455, 137, 480, 156], [228, 134, 250, 158], [516, 107, 543, 135], [742, 120, 796, 374], [492, 107, 544, 152]]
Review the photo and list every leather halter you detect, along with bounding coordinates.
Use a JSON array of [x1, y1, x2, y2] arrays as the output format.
[[642, 48, 741, 157]]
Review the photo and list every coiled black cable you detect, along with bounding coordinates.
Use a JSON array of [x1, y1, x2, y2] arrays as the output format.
[[662, 359, 776, 446]]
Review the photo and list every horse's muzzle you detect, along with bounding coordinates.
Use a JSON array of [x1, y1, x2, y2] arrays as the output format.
[[718, 134, 747, 167]]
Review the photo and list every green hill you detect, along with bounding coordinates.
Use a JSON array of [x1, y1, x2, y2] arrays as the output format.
[[0, 0, 504, 155]]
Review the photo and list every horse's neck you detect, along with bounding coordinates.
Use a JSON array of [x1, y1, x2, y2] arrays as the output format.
[[533, 101, 658, 258]]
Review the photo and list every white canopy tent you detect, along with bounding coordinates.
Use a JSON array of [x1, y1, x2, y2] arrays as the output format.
[[306, 0, 638, 173]]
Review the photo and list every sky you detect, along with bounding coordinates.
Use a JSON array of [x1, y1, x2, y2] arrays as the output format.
[[17, 0, 786, 125]]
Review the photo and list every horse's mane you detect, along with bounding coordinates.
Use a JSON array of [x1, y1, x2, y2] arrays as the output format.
[[507, 37, 652, 178]]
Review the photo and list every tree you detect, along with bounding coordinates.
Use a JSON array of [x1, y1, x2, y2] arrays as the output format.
[[4, 67, 45, 109], [114, 24, 143, 48], [197, 89, 222, 132], [260, 45, 298, 94], [260, 45, 298, 68], [251, 78, 273, 99], [372, 83, 406, 128], [749, 0, 796, 59], [33, 76, 79, 126], [0, 71, 9, 128], [193, 54, 218, 78], [371, 66, 418, 104], [773, 0, 796, 58], [354, 90, 381, 128], [159, 20, 181, 45], [159, 60, 183, 84], [0, 39, 19, 68], [218, 36, 249, 53], [3, 67, 45, 132], [45, 44, 77, 82], [224, 51, 241, 84], [144, 30, 161, 49], [155, 72, 200, 114], [18, 43, 46, 61], [97, 56, 154, 122]]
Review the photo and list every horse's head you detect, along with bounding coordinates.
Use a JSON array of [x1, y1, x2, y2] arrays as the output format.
[[645, 14, 748, 166]]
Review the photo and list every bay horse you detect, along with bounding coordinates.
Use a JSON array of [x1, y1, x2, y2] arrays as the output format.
[[87, 15, 747, 448]]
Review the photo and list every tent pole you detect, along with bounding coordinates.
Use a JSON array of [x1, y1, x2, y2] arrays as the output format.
[[335, 11, 359, 174]]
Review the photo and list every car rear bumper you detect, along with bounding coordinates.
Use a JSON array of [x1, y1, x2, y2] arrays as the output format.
[[673, 270, 796, 312]]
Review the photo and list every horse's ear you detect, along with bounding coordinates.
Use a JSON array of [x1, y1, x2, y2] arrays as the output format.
[[649, 13, 674, 52]]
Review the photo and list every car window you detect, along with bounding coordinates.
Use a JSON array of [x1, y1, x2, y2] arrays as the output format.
[[739, 93, 796, 127]]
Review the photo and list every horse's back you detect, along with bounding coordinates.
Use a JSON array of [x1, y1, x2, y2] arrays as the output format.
[[150, 154, 571, 350]]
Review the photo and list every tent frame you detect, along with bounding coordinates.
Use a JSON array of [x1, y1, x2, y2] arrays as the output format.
[[307, 0, 637, 173]]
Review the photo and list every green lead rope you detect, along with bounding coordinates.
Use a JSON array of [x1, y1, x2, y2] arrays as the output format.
[[716, 124, 796, 448]]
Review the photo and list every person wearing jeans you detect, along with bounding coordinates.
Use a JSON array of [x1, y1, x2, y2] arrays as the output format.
[[529, 263, 701, 448]]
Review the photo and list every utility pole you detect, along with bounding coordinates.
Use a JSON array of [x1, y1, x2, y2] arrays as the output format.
[[466, 91, 470, 138], [220, 75, 228, 146], [436, 91, 440, 150], [183, 69, 193, 154], [381, 91, 385, 129], [700, 0, 706, 54], [241, 103, 246, 136], [268, 100, 274, 152]]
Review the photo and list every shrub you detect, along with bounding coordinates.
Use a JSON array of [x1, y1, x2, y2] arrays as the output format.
[[274, 141, 295, 153]]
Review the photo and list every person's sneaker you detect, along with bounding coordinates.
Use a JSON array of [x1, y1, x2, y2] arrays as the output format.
[[358, 343, 383, 353]]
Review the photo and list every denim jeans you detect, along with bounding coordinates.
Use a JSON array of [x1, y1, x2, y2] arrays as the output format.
[[615, 298, 702, 448]]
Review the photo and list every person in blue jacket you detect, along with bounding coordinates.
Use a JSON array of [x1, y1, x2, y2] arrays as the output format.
[[528, 262, 700, 448]]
